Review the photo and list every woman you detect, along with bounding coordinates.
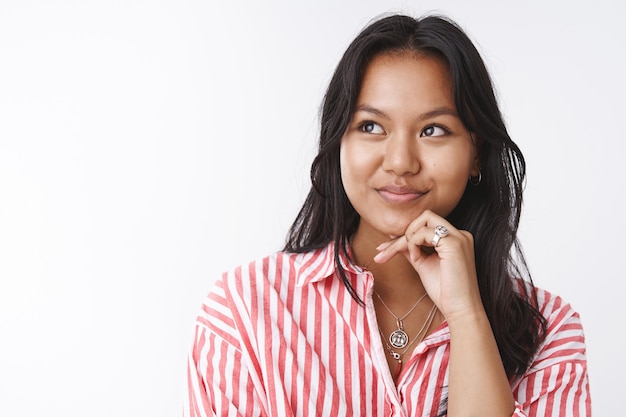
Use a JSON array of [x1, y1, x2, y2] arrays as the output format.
[[185, 14, 590, 416]]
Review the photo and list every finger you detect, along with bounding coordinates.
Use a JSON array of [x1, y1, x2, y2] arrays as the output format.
[[407, 225, 451, 250], [375, 240, 393, 251], [404, 210, 454, 238], [373, 235, 408, 263], [407, 240, 422, 263], [374, 211, 458, 263], [374, 228, 438, 264]]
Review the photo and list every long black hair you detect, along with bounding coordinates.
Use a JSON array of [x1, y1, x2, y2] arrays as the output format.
[[284, 13, 546, 379]]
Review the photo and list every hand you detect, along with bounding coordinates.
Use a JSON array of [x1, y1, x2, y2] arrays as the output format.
[[373, 210, 484, 321]]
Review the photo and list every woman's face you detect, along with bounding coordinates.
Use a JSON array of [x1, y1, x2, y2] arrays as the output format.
[[340, 52, 479, 239]]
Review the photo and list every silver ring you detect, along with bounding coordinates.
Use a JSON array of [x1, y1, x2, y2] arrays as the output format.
[[431, 225, 449, 246]]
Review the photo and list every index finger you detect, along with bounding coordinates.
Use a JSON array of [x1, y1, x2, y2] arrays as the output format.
[[373, 235, 409, 263]]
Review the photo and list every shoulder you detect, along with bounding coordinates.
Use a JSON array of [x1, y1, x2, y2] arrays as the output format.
[[217, 243, 339, 298], [534, 285, 583, 333], [194, 246, 334, 334], [190, 245, 339, 357], [201, 250, 297, 312], [515, 279, 582, 330], [531, 284, 587, 369], [191, 251, 293, 349]]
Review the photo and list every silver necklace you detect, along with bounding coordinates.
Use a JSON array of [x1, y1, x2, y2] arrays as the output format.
[[380, 303, 438, 381], [374, 290, 428, 349]]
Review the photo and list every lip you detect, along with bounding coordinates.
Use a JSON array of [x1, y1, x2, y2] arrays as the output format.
[[376, 185, 426, 204]]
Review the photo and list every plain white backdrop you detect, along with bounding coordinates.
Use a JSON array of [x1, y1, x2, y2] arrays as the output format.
[[0, 0, 623, 415]]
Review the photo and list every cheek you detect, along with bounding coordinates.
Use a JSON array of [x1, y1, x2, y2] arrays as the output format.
[[443, 143, 476, 177], [340, 140, 369, 191], [431, 146, 475, 198]]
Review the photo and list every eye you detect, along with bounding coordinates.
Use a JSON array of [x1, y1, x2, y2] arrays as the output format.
[[421, 125, 448, 137], [358, 121, 385, 134]]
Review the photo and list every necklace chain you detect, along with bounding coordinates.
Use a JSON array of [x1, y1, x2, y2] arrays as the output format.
[[379, 303, 438, 381], [360, 256, 436, 379], [374, 290, 428, 349], [383, 303, 437, 356], [374, 290, 428, 322]]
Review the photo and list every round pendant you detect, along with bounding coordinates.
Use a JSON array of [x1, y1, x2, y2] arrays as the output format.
[[389, 329, 409, 349]]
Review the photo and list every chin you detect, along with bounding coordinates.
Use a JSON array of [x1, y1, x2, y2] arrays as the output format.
[[380, 221, 412, 238], [358, 214, 413, 240]]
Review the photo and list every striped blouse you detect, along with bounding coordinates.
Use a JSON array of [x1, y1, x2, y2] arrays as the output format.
[[184, 243, 591, 416]]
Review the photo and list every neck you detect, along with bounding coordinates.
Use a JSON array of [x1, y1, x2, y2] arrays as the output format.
[[351, 224, 425, 302]]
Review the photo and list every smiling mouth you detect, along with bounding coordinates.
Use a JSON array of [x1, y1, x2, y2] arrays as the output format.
[[376, 186, 426, 204]]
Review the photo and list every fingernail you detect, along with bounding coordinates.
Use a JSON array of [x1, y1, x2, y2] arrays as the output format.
[[373, 251, 384, 262], [376, 241, 391, 251]]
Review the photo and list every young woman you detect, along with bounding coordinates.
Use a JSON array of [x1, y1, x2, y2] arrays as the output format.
[[185, 14, 591, 416]]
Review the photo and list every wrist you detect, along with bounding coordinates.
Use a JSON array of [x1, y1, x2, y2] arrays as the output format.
[[445, 303, 490, 331]]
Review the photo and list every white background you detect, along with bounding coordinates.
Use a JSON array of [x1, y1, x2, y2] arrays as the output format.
[[0, 0, 623, 415]]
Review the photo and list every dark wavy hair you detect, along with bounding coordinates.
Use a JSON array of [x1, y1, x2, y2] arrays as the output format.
[[284, 14, 546, 379]]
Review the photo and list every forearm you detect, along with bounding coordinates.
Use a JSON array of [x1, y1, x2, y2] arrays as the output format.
[[447, 309, 515, 417]]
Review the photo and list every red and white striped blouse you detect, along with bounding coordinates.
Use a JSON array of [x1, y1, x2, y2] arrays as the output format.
[[184, 243, 590, 416]]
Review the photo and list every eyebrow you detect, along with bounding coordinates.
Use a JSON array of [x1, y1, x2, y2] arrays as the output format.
[[417, 107, 459, 121], [354, 104, 459, 121], [355, 104, 389, 119]]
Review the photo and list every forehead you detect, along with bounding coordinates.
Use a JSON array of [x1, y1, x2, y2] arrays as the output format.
[[356, 52, 454, 111]]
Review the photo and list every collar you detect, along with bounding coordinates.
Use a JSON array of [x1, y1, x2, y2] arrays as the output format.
[[294, 242, 365, 287]]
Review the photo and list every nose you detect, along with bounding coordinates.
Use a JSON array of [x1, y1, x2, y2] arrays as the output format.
[[381, 132, 420, 176]]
